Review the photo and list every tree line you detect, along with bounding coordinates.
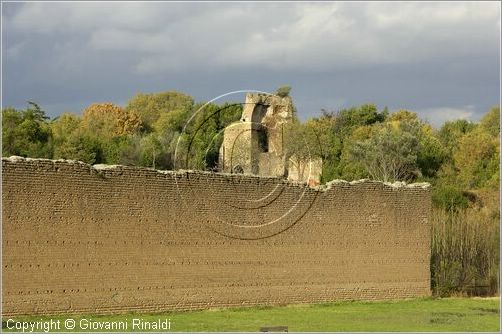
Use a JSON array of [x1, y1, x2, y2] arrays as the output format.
[[2, 89, 500, 296]]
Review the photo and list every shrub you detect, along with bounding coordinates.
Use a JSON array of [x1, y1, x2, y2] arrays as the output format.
[[275, 85, 291, 98], [432, 185, 469, 211]]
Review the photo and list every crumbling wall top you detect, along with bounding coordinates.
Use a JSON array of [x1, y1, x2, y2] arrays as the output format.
[[2, 156, 430, 191]]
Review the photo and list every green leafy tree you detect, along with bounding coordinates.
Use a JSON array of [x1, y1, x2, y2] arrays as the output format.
[[153, 108, 190, 135], [335, 104, 387, 136], [139, 133, 165, 169], [313, 105, 388, 181], [479, 106, 500, 137], [345, 121, 420, 182], [2, 107, 24, 156], [378, 110, 446, 179], [439, 119, 476, 160], [454, 127, 499, 189], [175, 102, 242, 170], [387, 109, 419, 122], [283, 118, 332, 180], [51, 113, 82, 158], [283, 121, 312, 178], [416, 124, 447, 178], [54, 130, 103, 164], [126, 91, 193, 131], [50, 112, 102, 164], [72, 103, 142, 164], [303, 116, 341, 182], [2, 103, 52, 158]]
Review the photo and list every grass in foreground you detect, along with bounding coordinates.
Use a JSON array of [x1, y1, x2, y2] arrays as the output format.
[[2, 297, 500, 332]]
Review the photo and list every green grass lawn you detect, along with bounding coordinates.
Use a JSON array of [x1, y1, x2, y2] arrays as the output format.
[[2, 297, 500, 332]]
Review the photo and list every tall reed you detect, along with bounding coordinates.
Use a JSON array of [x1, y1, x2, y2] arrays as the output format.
[[431, 206, 499, 296]]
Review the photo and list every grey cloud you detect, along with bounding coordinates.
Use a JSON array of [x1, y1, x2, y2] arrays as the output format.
[[2, 2, 500, 126]]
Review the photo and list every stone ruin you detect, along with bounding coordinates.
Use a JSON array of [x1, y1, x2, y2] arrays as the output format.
[[219, 93, 322, 185]]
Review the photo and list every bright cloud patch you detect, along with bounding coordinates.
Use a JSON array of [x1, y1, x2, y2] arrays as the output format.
[[418, 106, 476, 127]]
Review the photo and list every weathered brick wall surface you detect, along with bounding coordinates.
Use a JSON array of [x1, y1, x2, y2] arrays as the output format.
[[2, 157, 431, 316]]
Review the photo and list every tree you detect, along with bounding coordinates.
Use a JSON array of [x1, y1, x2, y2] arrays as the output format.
[[153, 108, 190, 135], [2, 108, 24, 156], [385, 110, 446, 179], [82, 103, 141, 138], [174, 102, 242, 171], [2, 103, 52, 158], [283, 121, 312, 178], [479, 106, 500, 137], [334, 104, 387, 137], [387, 109, 419, 122], [54, 130, 102, 164], [416, 124, 446, 178], [51, 113, 81, 137], [51, 113, 81, 149], [346, 122, 420, 182], [282, 118, 331, 181], [438, 119, 476, 159], [303, 116, 341, 182], [126, 91, 193, 131], [454, 128, 499, 189], [75, 103, 142, 164], [140, 133, 164, 169]]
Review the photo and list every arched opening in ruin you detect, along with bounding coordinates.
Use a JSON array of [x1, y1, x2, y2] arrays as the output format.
[[250, 103, 269, 124], [258, 126, 269, 153], [232, 164, 244, 174]]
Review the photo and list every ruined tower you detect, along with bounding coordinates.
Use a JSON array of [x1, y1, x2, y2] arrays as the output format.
[[219, 93, 294, 177]]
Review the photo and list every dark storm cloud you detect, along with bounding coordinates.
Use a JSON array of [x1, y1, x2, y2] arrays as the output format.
[[2, 1, 500, 127]]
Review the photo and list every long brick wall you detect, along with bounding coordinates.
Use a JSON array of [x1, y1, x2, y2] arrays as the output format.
[[1, 156, 431, 316]]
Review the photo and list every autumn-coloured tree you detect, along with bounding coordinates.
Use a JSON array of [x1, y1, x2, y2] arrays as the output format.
[[82, 103, 142, 137]]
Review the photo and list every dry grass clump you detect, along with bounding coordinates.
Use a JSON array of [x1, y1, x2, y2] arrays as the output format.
[[431, 196, 499, 296]]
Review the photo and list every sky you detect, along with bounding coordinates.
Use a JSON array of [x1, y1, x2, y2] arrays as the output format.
[[2, 1, 501, 127]]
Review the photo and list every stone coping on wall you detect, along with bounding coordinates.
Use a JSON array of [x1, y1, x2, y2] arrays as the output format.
[[2, 155, 430, 191]]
